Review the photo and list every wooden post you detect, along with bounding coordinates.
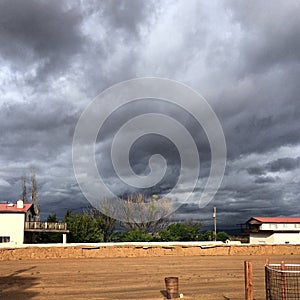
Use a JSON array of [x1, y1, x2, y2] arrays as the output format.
[[244, 261, 253, 300], [281, 261, 287, 300], [265, 258, 270, 299]]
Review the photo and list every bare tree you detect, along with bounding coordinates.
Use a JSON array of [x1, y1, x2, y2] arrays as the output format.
[[88, 195, 173, 238], [21, 174, 27, 203], [30, 171, 40, 221], [120, 194, 172, 234]]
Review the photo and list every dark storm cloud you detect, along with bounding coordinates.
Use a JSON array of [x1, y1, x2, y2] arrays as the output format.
[[99, 0, 154, 36], [247, 167, 265, 176], [1, 1, 300, 226], [267, 157, 300, 172], [93, 98, 212, 200], [219, 80, 300, 159], [226, 1, 300, 75], [224, 105, 298, 174], [77, 0, 156, 97], [0, 0, 157, 217], [254, 176, 277, 184], [215, 1, 300, 160], [0, 0, 84, 78], [0, 99, 78, 162], [247, 157, 300, 175]]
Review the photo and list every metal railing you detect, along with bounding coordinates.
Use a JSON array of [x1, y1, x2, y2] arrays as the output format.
[[24, 221, 68, 232]]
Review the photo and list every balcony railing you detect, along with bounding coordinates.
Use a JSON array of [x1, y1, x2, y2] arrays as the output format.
[[243, 228, 260, 234], [24, 221, 69, 233]]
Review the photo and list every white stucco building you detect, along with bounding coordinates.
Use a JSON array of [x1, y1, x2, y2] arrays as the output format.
[[246, 217, 300, 244], [0, 200, 68, 246], [0, 200, 35, 245]]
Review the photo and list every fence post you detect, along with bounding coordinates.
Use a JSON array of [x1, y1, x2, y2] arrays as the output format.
[[265, 258, 270, 300], [245, 261, 254, 300], [281, 261, 286, 300]]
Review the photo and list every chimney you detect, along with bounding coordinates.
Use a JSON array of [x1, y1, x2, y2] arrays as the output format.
[[17, 199, 24, 209]]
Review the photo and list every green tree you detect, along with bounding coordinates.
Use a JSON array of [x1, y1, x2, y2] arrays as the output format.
[[64, 211, 103, 243], [201, 230, 214, 241], [159, 221, 202, 241], [89, 208, 116, 242], [115, 228, 154, 242], [216, 231, 230, 242]]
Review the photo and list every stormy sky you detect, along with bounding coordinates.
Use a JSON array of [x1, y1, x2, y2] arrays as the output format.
[[0, 0, 300, 229]]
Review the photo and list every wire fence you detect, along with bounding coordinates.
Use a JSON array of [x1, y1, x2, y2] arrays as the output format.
[[265, 262, 300, 299]]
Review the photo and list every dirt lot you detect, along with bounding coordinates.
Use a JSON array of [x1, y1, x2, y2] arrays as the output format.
[[1, 253, 300, 300]]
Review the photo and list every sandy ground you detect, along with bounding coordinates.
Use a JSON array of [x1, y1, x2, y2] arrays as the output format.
[[1, 254, 300, 300]]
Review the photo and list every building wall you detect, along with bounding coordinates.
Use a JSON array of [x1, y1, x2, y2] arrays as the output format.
[[250, 232, 300, 244], [273, 232, 300, 244], [250, 232, 273, 244], [260, 223, 300, 231], [0, 213, 25, 245]]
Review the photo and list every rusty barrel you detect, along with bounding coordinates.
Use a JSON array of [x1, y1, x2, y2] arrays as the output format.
[[165, 277, 179, 299]]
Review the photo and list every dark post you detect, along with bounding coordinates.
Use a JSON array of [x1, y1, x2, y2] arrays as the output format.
[[265, 258, 270, 300], [165, 277, 179, 299]]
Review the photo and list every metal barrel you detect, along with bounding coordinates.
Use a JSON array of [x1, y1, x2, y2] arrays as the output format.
[[165, 277, 179, 299]]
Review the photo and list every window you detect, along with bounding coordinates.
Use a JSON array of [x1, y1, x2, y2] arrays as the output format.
[[0, 236, 10, 243]]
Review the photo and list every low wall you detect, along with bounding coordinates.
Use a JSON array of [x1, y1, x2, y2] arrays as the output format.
[[1, 244, 300, 260]]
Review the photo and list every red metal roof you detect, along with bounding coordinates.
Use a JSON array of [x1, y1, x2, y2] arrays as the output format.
[[0, 203, 32, 213], [250, 217, 300, 223]]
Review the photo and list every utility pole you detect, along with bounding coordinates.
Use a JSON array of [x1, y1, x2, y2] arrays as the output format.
[[213, 207, 217, 241]]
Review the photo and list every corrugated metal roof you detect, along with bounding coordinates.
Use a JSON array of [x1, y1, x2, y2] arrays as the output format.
[[249, 217, 300, 223], [0, 203, 32, 213]]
